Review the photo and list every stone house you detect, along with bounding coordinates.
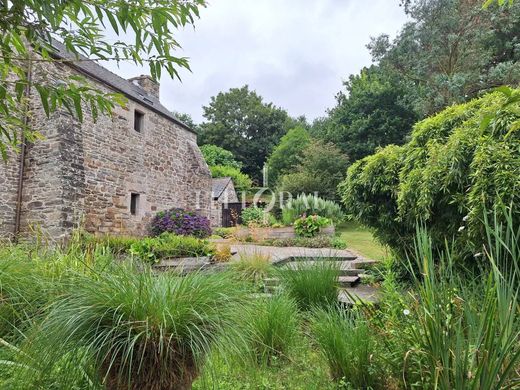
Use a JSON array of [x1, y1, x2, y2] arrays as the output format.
[[0, 41, 211, 241], [210, 177, 239, 227]]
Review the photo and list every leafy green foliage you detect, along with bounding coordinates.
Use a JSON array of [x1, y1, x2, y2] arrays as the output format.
[[240, 206, 268, 227], [0, 0, 205, 158], [278, 261, 339, 311], [395, 226, 520, 388], [86, 233, 214, 263], [263, 236, 347, 249], [243, 294, 300, 365], [172, 111, 198, 129], [370, 0, 520, 117], [129, 234, 214, 263], [339, 90, 520, 259], [281, 194, 345, 225], [312, 66, 417, 162], [266, 126, 311, 185], [293, 215, 331, 238], [210, 165, 253, 191], [198, 85, 291, 181], [310, 308, 380, 388], [277, 140, 349, 201], [200, 144, 242, 169]]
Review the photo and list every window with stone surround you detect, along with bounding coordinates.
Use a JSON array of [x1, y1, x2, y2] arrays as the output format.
[[130, 193, 140, 215], [134, 110, 144, 132]]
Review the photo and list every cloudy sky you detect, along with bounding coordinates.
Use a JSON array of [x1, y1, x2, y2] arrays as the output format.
[[103, 1, 409, 123]]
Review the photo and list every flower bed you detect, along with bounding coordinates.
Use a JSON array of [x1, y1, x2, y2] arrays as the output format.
[[236, 225, 335, 241]]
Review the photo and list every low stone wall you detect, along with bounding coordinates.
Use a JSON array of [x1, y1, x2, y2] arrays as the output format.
[[237, 225, 335, 240]]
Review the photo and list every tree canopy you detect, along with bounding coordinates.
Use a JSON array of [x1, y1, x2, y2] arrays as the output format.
[[197, 85, 292, 182], [0, 0, 205, 158], [266, 126, 311, 186], [278, 140, 349, 201], [370, 0, 520, 117], [200, 144, 242, 170], [311, 66, 417, 161]]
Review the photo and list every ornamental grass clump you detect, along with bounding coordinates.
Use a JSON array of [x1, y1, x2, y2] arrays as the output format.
[[244, 294, 300, 366], [310, 308, 380, 389], [150, 208, 211, 238], [15, 266, 248, 390], [278, 261, 340, 311]]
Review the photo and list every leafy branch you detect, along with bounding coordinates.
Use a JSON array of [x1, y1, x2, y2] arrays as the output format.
[[0, 0, 206, 159]]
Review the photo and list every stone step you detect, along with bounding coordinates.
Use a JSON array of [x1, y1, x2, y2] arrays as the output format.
[[351, 259, 378, 269], [338, 285, 380, 305], [263, 275, 360, 288], [337, 275, 360, 287]]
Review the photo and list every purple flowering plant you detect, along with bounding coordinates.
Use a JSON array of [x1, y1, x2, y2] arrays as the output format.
[[150, 208, 212, 238]]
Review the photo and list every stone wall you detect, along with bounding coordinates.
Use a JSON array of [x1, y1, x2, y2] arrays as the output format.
[[0, 58, 211, 240]]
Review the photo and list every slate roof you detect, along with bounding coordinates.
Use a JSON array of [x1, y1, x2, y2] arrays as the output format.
[[212, 177, 232, 200], [49, 40, 195, 134]]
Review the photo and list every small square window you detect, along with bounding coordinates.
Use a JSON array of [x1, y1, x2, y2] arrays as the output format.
[[130, 193, 140, 215], [134, 110, 144, 132]]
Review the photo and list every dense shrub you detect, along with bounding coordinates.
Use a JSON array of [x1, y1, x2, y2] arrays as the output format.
[[87, 233, 213, 263], [293, 215, 330, 237], [210, 165, 253, 191], [339, 90, 520, 259], [281, 194, 345, 224], [240, 206, 269, 226], [200, 144, 242, 169], [213, 227, 236, 238], [129, 233, 214, 262], [150, 208, 211, 238]]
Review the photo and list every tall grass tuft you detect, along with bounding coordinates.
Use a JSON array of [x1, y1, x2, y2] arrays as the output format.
[[310, 307, 380, 388], [278, 260, 339, 310], [403, 224, 520, 389], [232, 252, 273, 284], [243, 294, 300, 365], [14, 266, 249, 390]]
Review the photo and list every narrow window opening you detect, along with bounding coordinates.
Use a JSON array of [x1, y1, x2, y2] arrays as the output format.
[[134, 110, 144, 132], [130, 193, 140, 215]]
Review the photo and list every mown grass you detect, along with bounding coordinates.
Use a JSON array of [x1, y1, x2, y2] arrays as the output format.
[[337, 220, 387, 260]]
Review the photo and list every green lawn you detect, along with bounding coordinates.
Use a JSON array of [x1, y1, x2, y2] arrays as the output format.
[[337, 221, 387, 260]]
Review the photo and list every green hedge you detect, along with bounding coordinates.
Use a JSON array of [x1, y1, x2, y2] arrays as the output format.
[[339, 90, 520, 258]]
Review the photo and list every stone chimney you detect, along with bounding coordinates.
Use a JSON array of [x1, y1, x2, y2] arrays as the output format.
[[128, 75, 160, 99]]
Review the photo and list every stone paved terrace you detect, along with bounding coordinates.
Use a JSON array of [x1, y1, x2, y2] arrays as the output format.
[[229, 243, 374, 266]]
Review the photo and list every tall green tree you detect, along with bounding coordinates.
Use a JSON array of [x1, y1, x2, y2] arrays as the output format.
[[197, 85, 291, 182], [371, 0, 520, 117], [278, 140, 349, 201], [312, 66, 417, 162], [266, 126, 311, 186], [0, 0, 205, 159]]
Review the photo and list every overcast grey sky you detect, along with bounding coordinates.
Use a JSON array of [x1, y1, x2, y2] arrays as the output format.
[[103, 1, 408, 123]]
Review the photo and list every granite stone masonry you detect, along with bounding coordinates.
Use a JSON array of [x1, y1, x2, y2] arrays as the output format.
[[0, 43, 211, 241]]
